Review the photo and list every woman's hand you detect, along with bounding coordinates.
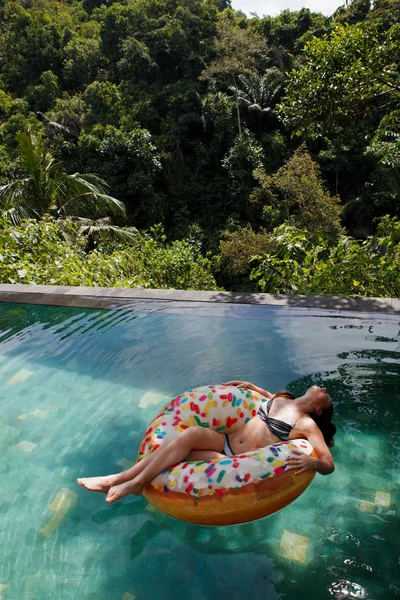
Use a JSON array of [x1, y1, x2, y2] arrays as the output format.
[[222, 381, 273, 399], [285, 450, 317, 475], [223, 380, 252, 389], [293, 417, 335, 475]]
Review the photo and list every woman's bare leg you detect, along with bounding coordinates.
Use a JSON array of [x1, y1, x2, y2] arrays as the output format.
[[77, 443, 172, 493], [106, 427, 225, 503], [185, 450, 226, 461], [77, 430, 226, 494]]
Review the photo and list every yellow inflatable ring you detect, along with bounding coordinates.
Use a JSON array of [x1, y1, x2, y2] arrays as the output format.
[[138, 384, 317, 526]]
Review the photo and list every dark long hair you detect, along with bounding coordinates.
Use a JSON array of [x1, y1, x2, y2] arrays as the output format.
[[309, 404, 336, 447], [272, 390, 337, 447]]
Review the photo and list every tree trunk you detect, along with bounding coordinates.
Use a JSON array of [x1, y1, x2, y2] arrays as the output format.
[[233, 73, 241, 137]]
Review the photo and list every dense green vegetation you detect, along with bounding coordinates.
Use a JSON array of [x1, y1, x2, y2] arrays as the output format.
[[0, 0, 399, 296], [0, 218, 218, 289]]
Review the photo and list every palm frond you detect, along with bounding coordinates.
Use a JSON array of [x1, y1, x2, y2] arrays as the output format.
[[58, 173, 126, 218], [16, 131, 45, 179], [46, 119, 79, 140], [2, 206, 38, 225], [37, 111, 82, 140], [56, 217, 139, 244], [71, 173, 111, 194], [234, 70, 286, 109], [52, 175, 71, 205], [80, 223, 138, 242], [0, 180, 31, 208]]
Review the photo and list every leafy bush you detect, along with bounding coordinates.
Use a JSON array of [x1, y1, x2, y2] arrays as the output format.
[[217, 225, 271, 291], [0, 218, 219, 290], [250, 216, 400, 297]]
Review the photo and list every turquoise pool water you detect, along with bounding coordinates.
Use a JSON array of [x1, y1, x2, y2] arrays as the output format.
[[0, 300, 399, 599]]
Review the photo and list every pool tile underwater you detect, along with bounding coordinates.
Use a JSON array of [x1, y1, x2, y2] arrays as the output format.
[[374, 491, 391, 507], [278, 529, 310, 563], [6, 368, 34, 385], [40, 488, 78, 537], [0, 422, 21, 446], [30, 406, 53, 418], [16, 440, 37, 452], [138, 390, 168, 409], [359, 500, 375, 512]]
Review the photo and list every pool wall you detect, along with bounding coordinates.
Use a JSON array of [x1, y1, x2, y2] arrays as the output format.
[[0, 283, 399, 313]]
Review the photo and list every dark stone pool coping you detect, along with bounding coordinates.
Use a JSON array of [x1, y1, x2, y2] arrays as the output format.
[[0, 283, 399, 314]]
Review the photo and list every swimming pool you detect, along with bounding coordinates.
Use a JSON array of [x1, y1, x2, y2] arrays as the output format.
[[0, 299, 399, 599]]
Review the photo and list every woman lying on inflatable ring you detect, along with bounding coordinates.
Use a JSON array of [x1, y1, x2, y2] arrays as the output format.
[[77, 382, 336, 503]]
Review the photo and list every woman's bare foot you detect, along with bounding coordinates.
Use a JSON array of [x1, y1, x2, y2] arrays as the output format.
[[106, 480, 144, 503], [77, 474, 120, 493]]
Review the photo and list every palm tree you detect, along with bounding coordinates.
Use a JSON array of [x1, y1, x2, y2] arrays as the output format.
[[229, 69, 286, 130], [234, 69, 284, 108], [0, 131, 129, 237]]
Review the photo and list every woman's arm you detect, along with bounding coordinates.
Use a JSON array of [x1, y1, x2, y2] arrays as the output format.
[[286, 418, 335, 475], [222, 381, 273, 399]]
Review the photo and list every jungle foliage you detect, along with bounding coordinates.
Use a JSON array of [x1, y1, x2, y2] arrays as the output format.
[[0, 218, 218, 290], [0, 0, 399, 296]]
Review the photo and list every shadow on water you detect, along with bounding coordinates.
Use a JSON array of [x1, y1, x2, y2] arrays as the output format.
[[288, 349, 400, 430]]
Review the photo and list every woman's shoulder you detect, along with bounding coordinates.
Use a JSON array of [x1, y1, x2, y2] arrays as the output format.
[[292, 414, 318, 433]]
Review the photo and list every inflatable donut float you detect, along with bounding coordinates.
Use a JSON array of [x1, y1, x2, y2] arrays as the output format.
[[138, 384, 317, 526]]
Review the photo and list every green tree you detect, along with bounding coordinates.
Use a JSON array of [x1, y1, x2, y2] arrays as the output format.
[[366, 110, 400, 168], [201, 12, 267, 135], [233, 69, 284, 110], [0, 131, 126, 225], [222, 128, 265, 220], [251, 145, 343, 238], [82, 0, 120, 13], [83, 81, 122, 126], [0, 1, 72, 94], [251, 9, 331, 73], [334, 0, 371, 25], [201, 89, 237, 154], [63, 31, 102, 90], [100, 0, 218, 83], [230, 69, 285, 132], [276, 8, 400, 228], [78, 125, 163, 226], [277, 22, 400, 139], [117, 37, 155, 81], [25, 70, 60, 112], [0, 217, 219, 291]]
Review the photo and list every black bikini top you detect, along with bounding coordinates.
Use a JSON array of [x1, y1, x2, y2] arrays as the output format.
[[257, 399, 297, 441]]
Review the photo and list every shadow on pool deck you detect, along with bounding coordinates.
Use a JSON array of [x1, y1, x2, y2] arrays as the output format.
[[0, 284, 399, 314], [208, 290, 399, 313]]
